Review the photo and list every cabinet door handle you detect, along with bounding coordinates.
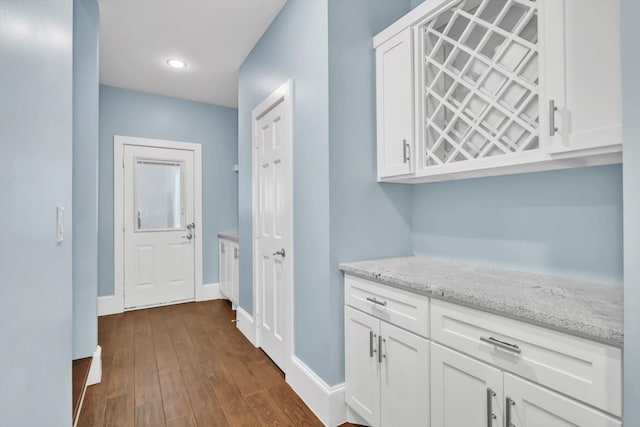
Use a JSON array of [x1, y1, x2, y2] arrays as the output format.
[[506, 396, 515, 427], [480, 336, 521, 354], [234, 247, 239, 259], [402, 139, 410, 163], [369, 331, 376, 358], [549, 99, 559, 136], [378, 335, 386, 363], [486, 388, 496, 427], [366, 297, 387, 307]]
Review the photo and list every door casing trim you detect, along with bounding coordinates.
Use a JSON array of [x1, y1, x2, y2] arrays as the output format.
[[111, 135, 203, 314], [251, 79, 294, 376]]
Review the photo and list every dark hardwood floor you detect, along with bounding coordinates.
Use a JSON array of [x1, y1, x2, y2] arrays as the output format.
[[78, 300, 357, 427]]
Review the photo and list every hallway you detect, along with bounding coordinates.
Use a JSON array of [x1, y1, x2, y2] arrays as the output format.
[[78, 300, 324, 426]]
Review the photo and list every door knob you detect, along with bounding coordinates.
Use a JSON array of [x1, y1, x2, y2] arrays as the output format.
[[273, 248, 286, 258]]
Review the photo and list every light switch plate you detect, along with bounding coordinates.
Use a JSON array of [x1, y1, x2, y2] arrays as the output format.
[[56, 206, 64, 243]]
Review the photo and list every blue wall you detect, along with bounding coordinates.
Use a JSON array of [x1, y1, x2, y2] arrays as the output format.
[[328, 0, 413, 385], [622, 0, 640, 423], [0, 0, 74, 425], [73, 0, 99, 359], [238, 0, 333, 380], [238, 0, 412, 385], [98, 85, 238, 296], [412, 165, 623, 285]]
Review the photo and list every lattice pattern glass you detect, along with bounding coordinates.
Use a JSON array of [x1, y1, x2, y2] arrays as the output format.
[[421, 0, 539, 166]]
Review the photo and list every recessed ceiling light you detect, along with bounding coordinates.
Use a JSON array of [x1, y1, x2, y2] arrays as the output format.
[[167, 59, 187, 69]]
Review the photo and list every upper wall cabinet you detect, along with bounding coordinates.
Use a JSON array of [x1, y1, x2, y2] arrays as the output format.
[[376, 28, 415, 179], [374, 0, 622, 183]]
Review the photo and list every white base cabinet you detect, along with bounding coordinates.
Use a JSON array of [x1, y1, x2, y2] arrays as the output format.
[[505, 374, 621, 427], [432, 343, 621, 427], [218, 237, 239, 307], [345, 305, 429, 427], [343, 273, 622, 427], [431, 342, 504, 427]]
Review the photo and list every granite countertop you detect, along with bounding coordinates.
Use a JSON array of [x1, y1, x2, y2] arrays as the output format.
[[340, 257, 623, 347], [217, 231, 238, 242]]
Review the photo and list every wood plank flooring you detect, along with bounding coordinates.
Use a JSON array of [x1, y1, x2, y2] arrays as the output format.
[[78, 300, 346, 427]]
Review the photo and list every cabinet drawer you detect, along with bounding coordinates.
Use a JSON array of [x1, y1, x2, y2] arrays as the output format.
[[345, 274, 429, 338], [431, 299, 621, 416]]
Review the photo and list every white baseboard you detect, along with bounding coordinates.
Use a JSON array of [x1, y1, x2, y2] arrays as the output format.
[[346, 405, 369, 425], [286, 356, 346, 427], [97, 295, 123, 316], [196, 282, 220, 302], [87, 345, 102, 386], [236, 307, 257, 347]]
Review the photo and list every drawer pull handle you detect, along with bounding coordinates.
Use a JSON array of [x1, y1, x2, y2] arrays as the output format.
[[366, 297, 387, 307], [487, 388, 496, 427], [480, 336, 521, 354]]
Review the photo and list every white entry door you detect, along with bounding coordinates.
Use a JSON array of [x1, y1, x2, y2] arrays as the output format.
[[123, 145, 195, 309], [253, 81, 293, 371]]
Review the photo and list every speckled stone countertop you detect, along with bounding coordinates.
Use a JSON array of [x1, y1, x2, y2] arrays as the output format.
[[217, 231, 238, 243], [340, 257, 623, 347]]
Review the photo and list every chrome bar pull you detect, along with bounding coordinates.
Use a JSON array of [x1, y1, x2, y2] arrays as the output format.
[[480, 336, 521, 354], [234, 247, 239, 259], [506, 396, 516, 427], [369, 331, 375, 358], [366, 297, 387, 307], [403, 139, 410, 163], [549, 99, 559, 136], [487, 388, 496, 427], [378, 335, 385, 363]]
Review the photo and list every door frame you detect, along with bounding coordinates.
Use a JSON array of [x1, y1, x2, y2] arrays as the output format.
[[251, 80, 294, 375], [111, 135, 203, 314]]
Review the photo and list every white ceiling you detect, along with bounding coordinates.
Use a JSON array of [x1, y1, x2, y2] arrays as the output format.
[[98, 0, 287, 108]]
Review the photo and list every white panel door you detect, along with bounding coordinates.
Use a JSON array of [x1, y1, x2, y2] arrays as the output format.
[[376, 27, 414, 179], [380, 321, 430, 427], [255, 94, 292, 370], [123, 145, 195, 309], [504, 374, 621, 427], [345, 307, 381, 427], [431, 343, 504, 427], [542, 0, 621, 154]]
